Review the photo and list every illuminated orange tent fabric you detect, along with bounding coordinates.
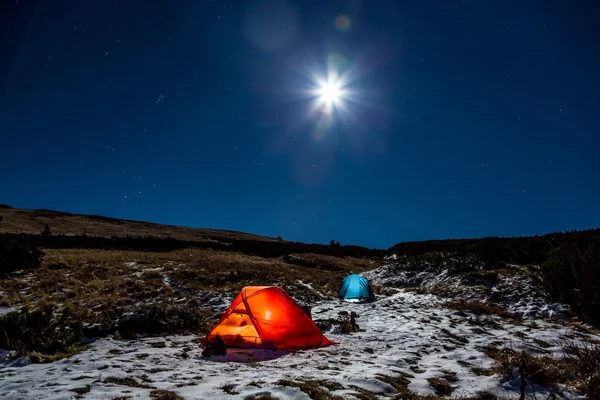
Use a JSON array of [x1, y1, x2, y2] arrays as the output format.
[[202, 286, 334, 350]]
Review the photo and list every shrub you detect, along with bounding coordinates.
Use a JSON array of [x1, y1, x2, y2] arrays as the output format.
[[0, 300, 218, 361], [489, 348, 565, 388], [150, 390, 184, 400], [487, 343, 600, 397], [115, 303, 218, 336], [564, 343, 600, 397], [41, 224, 52, 238], [461, 270, 501, 286], [540, 239, 600, 325], [277, 379, 343, 400], [427, 378, 453, 395], [0, 238, 44, 274], [0, 302, 84, 359]]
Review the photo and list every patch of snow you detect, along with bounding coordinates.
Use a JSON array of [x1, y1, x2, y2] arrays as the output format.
[[197, 292, 234, 312], [0, 307, 17, 316], [0, 290, 595, 399], [297, 281, 314, 291]]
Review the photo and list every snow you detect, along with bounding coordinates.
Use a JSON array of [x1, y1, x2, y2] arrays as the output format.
[[364, 256, 572, 320], [1, 289, 596, 399], [0, 307, 17, 316]]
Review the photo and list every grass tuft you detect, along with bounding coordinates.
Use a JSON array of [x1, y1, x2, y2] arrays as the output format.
[[103, 376, 153, 389], [440, 328, 469, 344], [220, 383, 240, 395], [427, 378, 453, 396], [149, 390, 184, 400], [277, 379, 344, 400]]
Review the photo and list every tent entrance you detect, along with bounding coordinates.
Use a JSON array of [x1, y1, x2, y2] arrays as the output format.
[[211, 311, 263, 348]]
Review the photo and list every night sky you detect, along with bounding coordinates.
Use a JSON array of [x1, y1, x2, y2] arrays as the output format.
[[1, 0, 599, 249]]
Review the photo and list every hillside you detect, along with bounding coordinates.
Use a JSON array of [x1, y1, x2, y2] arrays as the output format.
[[0, 205, 384, 259], [389, 229, 600, 266], [0, 205, 283, 243]]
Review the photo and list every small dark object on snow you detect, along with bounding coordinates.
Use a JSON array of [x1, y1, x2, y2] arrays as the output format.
[[350, 311, 359, 325], [300, 305, 312, 318], [202, 335, 227, 357]]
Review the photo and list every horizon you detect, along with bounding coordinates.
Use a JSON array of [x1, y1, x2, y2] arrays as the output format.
[[1, 0, 598, 249], [2, 203, 598, 250]]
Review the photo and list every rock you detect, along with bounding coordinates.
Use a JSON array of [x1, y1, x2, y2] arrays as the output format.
[[202, 335, 227, 357], [7, 357, 31, 368], [350, 312, 358, 326], [300, 305, 312, 318]]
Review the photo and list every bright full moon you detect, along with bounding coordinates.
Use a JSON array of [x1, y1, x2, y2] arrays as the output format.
[[317, 81, 342, 105]]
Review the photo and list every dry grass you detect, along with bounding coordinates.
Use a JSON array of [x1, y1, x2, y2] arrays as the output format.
[[219, 383, 240, 395], [427, 378, 453, 395], [271, 374, 506, 400], [392, 393, 500, 400], [149, 390, 184, 400], [486, 343, 600, 396], [487, 347, 565, 387], [0, 207, 273, 243], [440, 328, 469, 344], [283, 253, 377, 272], [276, 379, 344, 400], [2, 247, 368, 312], [375, 373, 412, 396], [245, 395, 280, 400], [568, 319, 600, 335], [564, 343, 600, 397], [103, 376, 153, 389], [441, 370, 458, 383], [0, 246, 372, 360]]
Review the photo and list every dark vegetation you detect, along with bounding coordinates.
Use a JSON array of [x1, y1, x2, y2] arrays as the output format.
[[392, 229, 600, 325], [1, 232, 383, 259], [0, 237, 44, 274], [276, 379, 344, 400], [486, 343, 600, 398], [426, 377, 453, 396], [541, 241, 600, 325], [103, 376, 153, 389], [389, 229, 600, 265], [0, 299, 217, 362], [314, 311, 361, 334], [149, 390, 185, 400]]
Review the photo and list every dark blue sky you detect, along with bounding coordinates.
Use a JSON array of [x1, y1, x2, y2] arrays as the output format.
[[1, 0, 599, 249]]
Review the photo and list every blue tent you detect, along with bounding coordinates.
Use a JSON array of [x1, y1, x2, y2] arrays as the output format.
[[338, 274, 374, 302]]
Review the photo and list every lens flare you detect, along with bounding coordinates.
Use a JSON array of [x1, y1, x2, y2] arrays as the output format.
[[333, 14, 352, 32]]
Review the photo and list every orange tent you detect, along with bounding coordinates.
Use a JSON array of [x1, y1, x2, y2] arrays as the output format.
[[201, 286, 334, 350]]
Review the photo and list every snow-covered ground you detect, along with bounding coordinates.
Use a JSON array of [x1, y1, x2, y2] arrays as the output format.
[[363, 256, 571, 320], [1, 288, 597, 399]]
